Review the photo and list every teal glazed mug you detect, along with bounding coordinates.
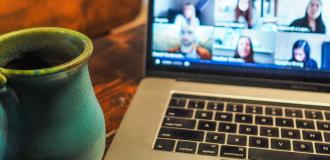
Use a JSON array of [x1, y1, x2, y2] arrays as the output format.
[[0, 27, 106, 159]]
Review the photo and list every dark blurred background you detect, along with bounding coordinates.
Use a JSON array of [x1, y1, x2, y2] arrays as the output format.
[[0, 0, 141, 38]]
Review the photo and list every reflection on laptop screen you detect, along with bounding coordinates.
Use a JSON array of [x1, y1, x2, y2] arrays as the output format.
[[151, 0, 330, 72]]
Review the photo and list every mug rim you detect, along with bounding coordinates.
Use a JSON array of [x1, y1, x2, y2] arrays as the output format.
[[0, 27, 93, 78]]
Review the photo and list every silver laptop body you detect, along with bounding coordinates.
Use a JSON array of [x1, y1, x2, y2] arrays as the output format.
[[105, 0, 330, 159]]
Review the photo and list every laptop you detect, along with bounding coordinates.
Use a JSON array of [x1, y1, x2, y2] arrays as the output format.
[[105, 0, 330, 159]]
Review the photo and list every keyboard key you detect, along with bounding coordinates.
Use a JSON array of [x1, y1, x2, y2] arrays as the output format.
[[198, 121, 216, 131], [227, 134, 247, 146], [207, 101, 224, 111], [235, 114, 253, 124], [219, 123, 237, 133], [162, 117, 196, 129], [154, 139, 175, 151], [293, 141, 314, 153], [326, 112, 330, 120], [166, 108, 193, 118], [281, 128, 300, 139], [195, 111, 213, 120], [303, 130, 322, 141], [206, 132, 225, 144], [198, 143, 219, 156], [169, 98, 186, 108], [276, 118, 294, 127], [188, 100, 205, 109], [220, 145, 247, 159], [249, 148, 330, 160], [305, 110, 323, 120], [315, 143, 330, 155], [325, 132, 330, 142], [271, 139, 291, 151], [239, 125, 258, 135], [285, 109, 303, 118], [265, 107, 283, 116], [215, 112, 233, 122], [158, 128, 204, 142], [175, 141, 197, 154], [249, 137, 269, 148], [317, 122, 330, 131], [255, 116, 273, 126], [296, 120, 315, 129], [260, 127, 279, 137], [226, 103, 243, 113], [246, 105, 263, 114]]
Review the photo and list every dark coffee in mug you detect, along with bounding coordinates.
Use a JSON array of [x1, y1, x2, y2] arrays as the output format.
[[4, 51, 60, 70], [0, 30, 84, 71], [3, 49, 76, 70]]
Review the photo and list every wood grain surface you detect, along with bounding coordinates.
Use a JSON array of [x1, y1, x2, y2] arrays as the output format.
[[89, 25, 145, 151]]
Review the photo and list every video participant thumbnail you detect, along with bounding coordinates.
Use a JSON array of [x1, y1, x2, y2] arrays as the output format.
[[212, 27, 275, 64], [152, 23, 214, 60], [153, 0, 215, 26], [274, 32, 330, 69], [214, 0, 261, 29], [277, 0, 329, 34]]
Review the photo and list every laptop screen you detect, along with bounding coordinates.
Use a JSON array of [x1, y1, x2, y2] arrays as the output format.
[[147, 0, 330, 83]]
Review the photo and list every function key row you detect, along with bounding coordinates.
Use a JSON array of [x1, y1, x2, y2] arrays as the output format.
[[168, 98, 330, 120]]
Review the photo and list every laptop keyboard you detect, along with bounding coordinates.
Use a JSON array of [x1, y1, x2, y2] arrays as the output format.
[[153, 94, 330, 160]]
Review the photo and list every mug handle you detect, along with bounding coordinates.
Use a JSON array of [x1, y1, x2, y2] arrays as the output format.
[[0, 74, 19, 160]]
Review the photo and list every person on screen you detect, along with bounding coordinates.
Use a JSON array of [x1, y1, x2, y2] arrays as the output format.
[[234, 0, 255, 29], [168, 25, 211, 60], [234, 36, 255, 63], [290, 40, 318, 69], [174, 3, 200, 27], [290, 0, 326, 34]]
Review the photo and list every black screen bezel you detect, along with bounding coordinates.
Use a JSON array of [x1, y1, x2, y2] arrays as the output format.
[[145, 0, 330, 91]]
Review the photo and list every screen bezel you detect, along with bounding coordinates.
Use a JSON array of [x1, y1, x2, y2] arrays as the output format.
[[145, 0, 330, 91]]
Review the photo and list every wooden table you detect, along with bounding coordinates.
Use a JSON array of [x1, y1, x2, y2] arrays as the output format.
[[89, 25, 145, 151]]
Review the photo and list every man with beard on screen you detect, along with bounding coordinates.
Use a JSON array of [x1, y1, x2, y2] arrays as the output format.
[[168, 25, 212, 60]]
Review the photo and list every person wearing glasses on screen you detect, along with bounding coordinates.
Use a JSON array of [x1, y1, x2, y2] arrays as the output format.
[[290, 0, 326, 34], [234, 0, 256, 29], [174, 3, 200, 27], [290, 40, 318, 69], [234, 36, 255, 63]]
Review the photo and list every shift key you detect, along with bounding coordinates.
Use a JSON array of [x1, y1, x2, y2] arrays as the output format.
[[158, 127, 204, 142]]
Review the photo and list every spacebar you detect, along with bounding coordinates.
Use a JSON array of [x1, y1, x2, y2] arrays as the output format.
[[249, 148, 330, 160]]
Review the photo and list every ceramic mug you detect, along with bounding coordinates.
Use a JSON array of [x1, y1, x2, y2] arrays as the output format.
[[0, 27, 105, 159]]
